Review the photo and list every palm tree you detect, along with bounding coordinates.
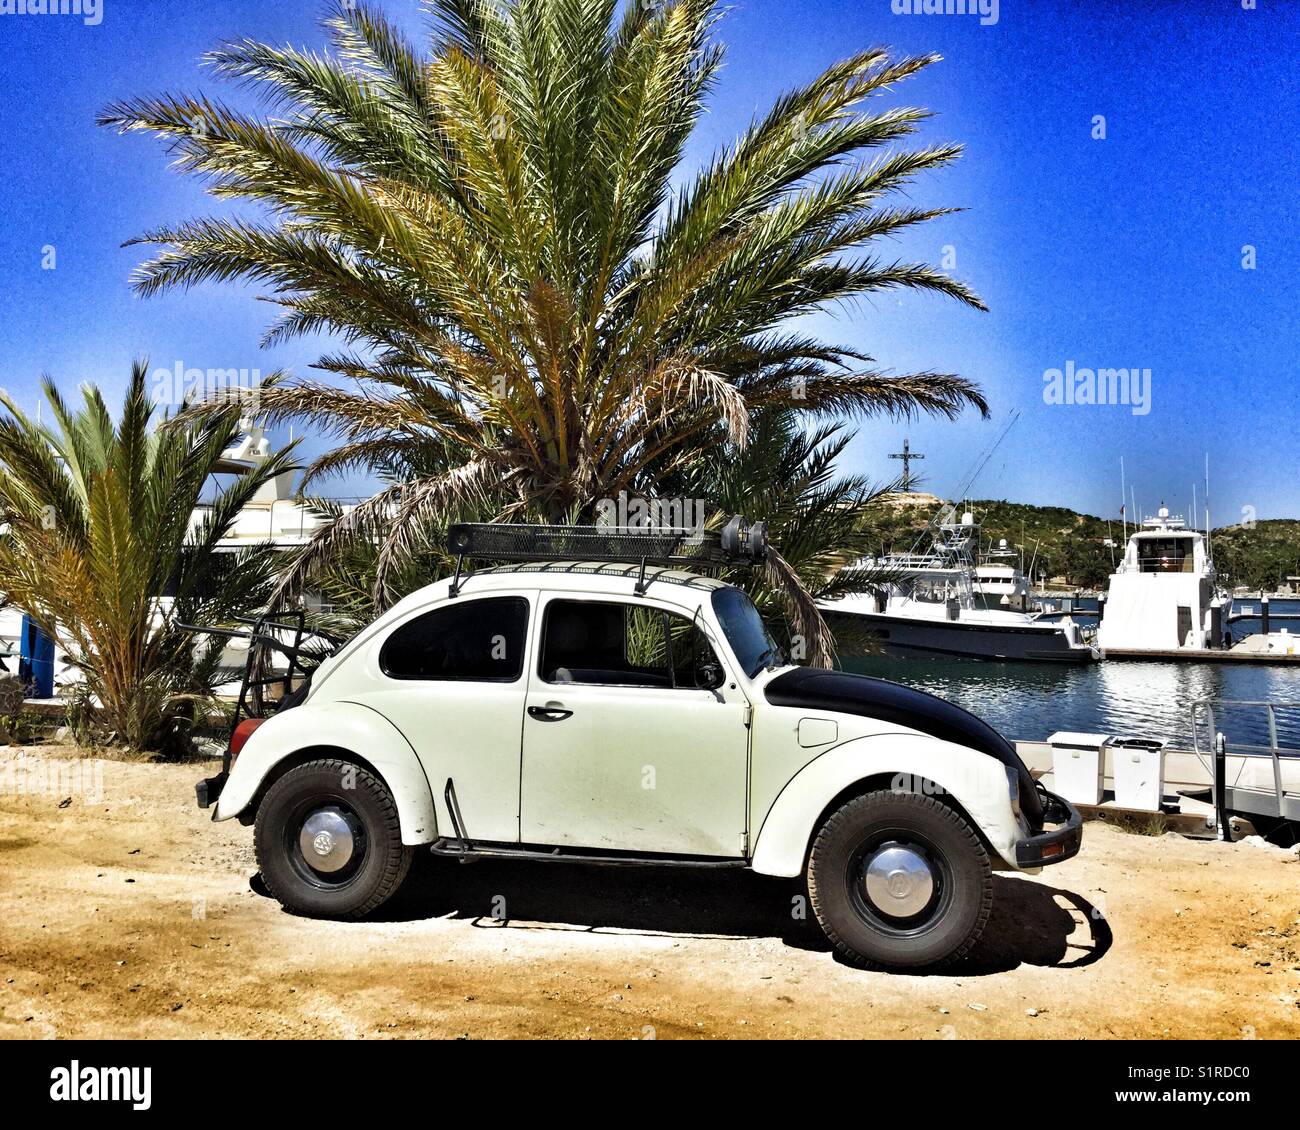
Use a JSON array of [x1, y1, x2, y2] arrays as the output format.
[[0, 364, 295, 752], [669, 409, 896, 660], [100, 0, 987, 658]]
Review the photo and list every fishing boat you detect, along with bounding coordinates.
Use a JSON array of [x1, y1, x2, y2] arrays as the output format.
[[820, 508, 1100, 663]]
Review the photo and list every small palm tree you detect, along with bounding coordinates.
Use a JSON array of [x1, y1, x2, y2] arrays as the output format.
[[0, 365, 295, 752], [100, 0, 988, 635]]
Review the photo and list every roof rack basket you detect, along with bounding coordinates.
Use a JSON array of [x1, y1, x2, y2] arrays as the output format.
[[445, 514, 768, 595]]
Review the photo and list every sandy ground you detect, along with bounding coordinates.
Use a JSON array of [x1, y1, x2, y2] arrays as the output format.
[[1, 746, 1298, 1040]]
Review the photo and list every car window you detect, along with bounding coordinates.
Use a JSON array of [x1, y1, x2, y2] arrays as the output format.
[[540, 600, 719, 688], [379, 596, 529, 681], [667, 614, 722, 689]]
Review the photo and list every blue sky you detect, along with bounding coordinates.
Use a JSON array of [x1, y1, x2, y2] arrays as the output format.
[[0, 0, 1296, 524]]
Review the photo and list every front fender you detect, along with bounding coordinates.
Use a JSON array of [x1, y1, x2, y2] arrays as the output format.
[[214, 700, 438, 846], [750, 733, 1022, 877]]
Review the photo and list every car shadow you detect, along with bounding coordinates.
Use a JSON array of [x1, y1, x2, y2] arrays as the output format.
[[255, 856, 1112, 974]]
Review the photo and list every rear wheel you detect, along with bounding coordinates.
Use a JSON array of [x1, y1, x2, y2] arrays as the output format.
[[807, 790, 992, 969], [254, 758, 412, 919]]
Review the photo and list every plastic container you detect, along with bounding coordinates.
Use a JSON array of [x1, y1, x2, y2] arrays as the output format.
[[1109, 737, 1166, 812], [1048, 731, 1110, 806], [19, 615, 55, 699]]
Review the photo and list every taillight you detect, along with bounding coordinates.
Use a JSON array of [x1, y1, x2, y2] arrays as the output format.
[[229, 717, 265, 762]]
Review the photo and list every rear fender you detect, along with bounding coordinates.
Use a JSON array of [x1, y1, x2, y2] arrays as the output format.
[[750, 733, 1021, 876], [214, 700, 438, 845]]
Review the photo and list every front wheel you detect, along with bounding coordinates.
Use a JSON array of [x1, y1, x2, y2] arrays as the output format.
[[254, 758, 413, 919], [807, 790, 992, 969]]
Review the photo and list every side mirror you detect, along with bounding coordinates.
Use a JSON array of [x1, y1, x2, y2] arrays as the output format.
[[697, 660, 725, 690]]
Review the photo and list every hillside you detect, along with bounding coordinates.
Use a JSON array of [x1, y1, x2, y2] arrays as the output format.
[[859, 498, 1300, 591], [1209, 519, 1300, 591]]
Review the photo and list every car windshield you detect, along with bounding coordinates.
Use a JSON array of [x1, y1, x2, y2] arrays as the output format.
[[711, 586, 784, 678]]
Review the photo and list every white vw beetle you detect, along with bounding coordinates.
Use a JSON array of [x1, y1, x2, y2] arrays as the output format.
[[199, 520, 1081, 969]]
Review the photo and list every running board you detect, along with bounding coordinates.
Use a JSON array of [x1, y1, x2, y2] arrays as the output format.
[[428, 838, 748, 869]]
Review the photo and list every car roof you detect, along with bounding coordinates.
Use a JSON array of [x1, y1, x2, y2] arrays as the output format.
[[470, 560, 731, 592], [368, 561, 732, 625], [311, 562, 740, 685], [309, 561, 749, 693], [347, 560, 729, 644]]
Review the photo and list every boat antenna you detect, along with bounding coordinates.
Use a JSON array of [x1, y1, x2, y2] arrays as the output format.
[[1204, 453, 1212, 565], [1119, 456, 1127, 543]]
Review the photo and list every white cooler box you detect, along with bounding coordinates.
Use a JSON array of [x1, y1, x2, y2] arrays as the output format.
[[1047, 731, 1110, 806], [1109, 737, 1166, 812]]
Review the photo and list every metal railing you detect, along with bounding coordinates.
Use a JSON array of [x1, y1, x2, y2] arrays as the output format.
[[195, 496, 368, 541], [1131, 555, 1196, 573], [1189, 698, 1300, 838]]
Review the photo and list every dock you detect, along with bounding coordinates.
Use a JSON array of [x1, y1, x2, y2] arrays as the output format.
[[1017, 701, 1300, 830], [1102, 647, 1300, 663], [1015, 740, 1273, 835]]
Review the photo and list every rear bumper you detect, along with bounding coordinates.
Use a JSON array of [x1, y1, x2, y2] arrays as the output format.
[[1015, 789, 1083, 867], [196, 772, 227, 810]]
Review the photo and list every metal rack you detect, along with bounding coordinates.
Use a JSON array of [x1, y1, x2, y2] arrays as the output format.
[[445, 515, 768, 596], [179, 610, 343, 773]]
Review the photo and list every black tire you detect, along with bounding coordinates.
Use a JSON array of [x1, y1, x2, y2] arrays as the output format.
[[254, 758, 413, 919], [807, 790, 992, 970]]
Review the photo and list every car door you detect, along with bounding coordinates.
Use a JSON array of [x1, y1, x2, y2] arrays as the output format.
[[520, 593, 750, 857], [358, 592, 533, 844]]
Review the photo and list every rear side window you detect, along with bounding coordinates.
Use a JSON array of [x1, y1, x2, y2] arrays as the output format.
[[380, 597, 529, 681]]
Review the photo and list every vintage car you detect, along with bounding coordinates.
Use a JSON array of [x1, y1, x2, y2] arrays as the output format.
[[198, 520, 1081, 969]]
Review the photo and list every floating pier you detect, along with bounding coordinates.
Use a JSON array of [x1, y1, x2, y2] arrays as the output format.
[[1103, 646, 1300, 664]]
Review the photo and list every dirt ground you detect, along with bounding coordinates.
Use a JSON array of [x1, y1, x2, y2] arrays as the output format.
[[1, 746, 1297, 1040]]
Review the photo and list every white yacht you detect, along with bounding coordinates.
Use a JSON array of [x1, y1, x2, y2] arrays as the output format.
[[971, 538, 1034, 612], [201, 419, 348, 552], [1095, 505, 1226, 653], [820, 509, 1099, 663]]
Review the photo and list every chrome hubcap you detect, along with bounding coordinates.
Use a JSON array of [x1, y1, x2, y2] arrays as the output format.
[[298, 806, 356, 874], [862, 842, 935, 918]]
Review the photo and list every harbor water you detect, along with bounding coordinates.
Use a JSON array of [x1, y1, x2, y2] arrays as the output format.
[[839, 598, 1300, 750]]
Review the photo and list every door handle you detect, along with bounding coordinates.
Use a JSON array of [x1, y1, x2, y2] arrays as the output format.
[[528, 705, 573, 722]]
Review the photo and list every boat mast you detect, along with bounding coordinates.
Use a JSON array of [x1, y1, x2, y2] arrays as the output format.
[[1119, 456, 1127, 543], [1204, 453, 1212, 566]]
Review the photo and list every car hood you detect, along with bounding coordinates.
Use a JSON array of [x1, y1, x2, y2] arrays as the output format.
[[763, 667, 1043, 828]]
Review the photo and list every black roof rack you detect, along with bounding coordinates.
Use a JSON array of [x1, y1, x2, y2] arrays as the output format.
[[445, 515, 767, 595]]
